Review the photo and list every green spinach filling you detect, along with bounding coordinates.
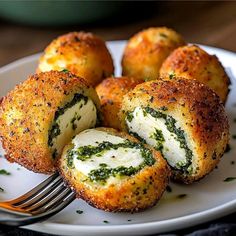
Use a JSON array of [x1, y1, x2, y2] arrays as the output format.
[[67, 140, 155, 183], [127, 107, 193, 173], [48, 93, 89, 155], [150, 128, 165, 152]]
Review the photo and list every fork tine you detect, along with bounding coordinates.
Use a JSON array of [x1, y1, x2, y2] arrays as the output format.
[[31, 188, 73, 215], [25, 182, 67, 212], [0, 192, 76, 226], [7, 173, 59, 205], [16, 177, 64, 208]]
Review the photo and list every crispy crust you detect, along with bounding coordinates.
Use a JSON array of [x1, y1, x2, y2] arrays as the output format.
[[122, 27, 186, 81], [37, 32, 114, 87], [58, 127, 170, 212], [0, 71, 100, 174], [119, 78, 229, 184], [160, 45, 230, 103], [95, 77, 143, 130]]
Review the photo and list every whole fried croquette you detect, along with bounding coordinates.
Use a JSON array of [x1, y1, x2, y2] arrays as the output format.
[[119, 79, 229, 184], [122, 27, 186, 81], [58, 128, 170, 212], [160, 45, 230, 103], [0, 71, 100, 174], [37, 32, 114, 87], [95, 76, 143, 130]]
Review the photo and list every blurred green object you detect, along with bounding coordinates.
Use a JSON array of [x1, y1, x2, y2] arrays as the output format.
[[0, 1, 125, 26]]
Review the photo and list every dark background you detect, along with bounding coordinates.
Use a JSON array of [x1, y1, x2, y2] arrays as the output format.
[[0, 1, 235, 67]]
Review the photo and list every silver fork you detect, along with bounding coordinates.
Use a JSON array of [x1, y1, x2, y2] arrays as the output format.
[[0, 172, 76, 226]]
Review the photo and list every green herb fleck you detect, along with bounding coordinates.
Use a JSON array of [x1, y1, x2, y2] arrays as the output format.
[[0, 169, 11, 175], [150, 128, 165, 152], [0, 187, 4, 192], [225, 144, 231, 153], [224, 177, 236, 182], [129, 131, 147, 144], [76, 210, 83, 214], [103, 220, 109, 224], [99, 163, 108, 168], [166, 185, 172, 193], [160, 33, 168, 38], [126, 111, 134, 122], [127, 219, 132, 222], [177, 194, 187, 199], [169, 71, 176, 80], [232, 135, 236, 139], [61, 69, 69, 73]]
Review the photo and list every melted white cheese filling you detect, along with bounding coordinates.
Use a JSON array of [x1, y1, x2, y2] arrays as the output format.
[[73, 129, 144, 177], [51, 98, 97, 155], [126, 107, 187, 168]]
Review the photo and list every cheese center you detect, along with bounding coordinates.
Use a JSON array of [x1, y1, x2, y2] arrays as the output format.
[[126, 107, 191, 171], [72, 130, 144, 177], [49, 96, 97, 157]]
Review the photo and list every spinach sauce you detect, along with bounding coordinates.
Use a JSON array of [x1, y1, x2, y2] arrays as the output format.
[[48, 93, 89, 158], [67, 140, 155, 183]]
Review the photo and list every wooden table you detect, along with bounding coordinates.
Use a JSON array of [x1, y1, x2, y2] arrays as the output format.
[[0, 1, 235, 67]]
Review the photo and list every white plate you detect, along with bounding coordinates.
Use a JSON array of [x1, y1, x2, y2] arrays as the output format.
[[0, 41, 236, 236]]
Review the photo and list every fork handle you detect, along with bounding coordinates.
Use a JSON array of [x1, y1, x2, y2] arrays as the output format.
[[0, 203, 31, 216]]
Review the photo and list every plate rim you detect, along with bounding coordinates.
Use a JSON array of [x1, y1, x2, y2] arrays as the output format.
[[0, 41, 235, 235]]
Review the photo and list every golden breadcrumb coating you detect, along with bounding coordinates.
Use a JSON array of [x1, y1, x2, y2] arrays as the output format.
[[37, 32, 114, 87], [119, 78, 229, 184], [0, 71, 100, 174], [122, 27, 186, 81], [96, 76, 143, 130], [58, 127, 170, 212], [160, 45, 230, 103]]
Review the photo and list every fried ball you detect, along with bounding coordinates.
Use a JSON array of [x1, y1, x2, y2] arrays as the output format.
[[95, 76, 143, 130], [119, 79, 229, 184], [0, 71, 100, 174], [58, 128, 170, 212], [37, 32, 114, 87], [122, 27, 186, 81], [160, 45, 230, 103]]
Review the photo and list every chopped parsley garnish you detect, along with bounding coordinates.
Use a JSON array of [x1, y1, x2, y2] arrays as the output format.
[[160, 33, 168, 38], [0, 169, 11, 175], [61, 69, 69, 73], [166, 185, 172, 193], [225, 144, 231, 153], [76, 210, 83, 214], [169, 71, 176, 80], [177, 194, 187, 199], [127, 219, 132, 222], [0, 187, 4, 192], [224, 177, 236, 182], [103, 220, 109, 224], [126, 111, 134, 122]]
